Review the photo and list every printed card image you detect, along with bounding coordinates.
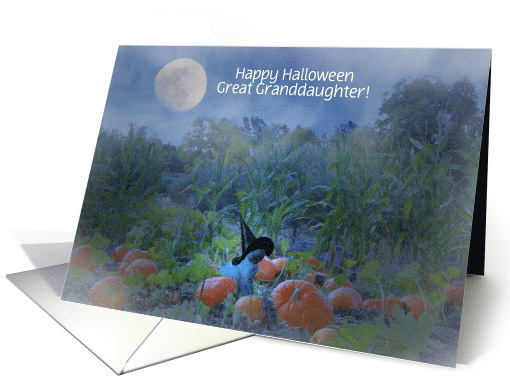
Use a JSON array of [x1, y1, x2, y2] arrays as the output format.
[[62, 46, 491, 367]]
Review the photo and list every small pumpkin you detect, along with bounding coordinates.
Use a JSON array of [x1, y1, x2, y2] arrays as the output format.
[[112, 245, 129, 262], [310, 327, 339, 345], [272, 257, 290, 272], [327, 287, 363, 310], [271, 280, 333, 333], [255, 256, 278, 281], [364, 296, 403, 317], [364, 299, 382, 310], [324, 277, 353, 290], [195, 276, 236, 307], [69, 245, 96, 272], [119, 249, 150, 275], [87, 276, 127, 310], [123, 258, 159, 281], [400, 295, 436, 320], [306, 257, 322, 270], [443, 284, 464, 306], [235, 295, 265, 322]]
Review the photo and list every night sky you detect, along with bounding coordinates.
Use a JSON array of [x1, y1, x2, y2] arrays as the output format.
[[100, 46, 491, 145]]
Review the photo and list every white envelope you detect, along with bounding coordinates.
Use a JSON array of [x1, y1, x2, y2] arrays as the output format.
[[6, 240, 251, 375]]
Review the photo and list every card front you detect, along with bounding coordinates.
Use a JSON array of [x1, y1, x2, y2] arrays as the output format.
[[62, 46, 491, 367]]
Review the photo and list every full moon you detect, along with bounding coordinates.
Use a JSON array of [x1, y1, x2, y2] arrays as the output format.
[[154, 58, 207, 112]]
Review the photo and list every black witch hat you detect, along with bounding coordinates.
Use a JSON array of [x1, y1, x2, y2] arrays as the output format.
[[231, 216, 274, 265]]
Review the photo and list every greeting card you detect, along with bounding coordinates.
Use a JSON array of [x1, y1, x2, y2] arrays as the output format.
[[61, 46, 490, 368]]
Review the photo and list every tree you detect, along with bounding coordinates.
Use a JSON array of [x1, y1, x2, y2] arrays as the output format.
[[289, 126, 319, 148], [376, 76, 483, 151]]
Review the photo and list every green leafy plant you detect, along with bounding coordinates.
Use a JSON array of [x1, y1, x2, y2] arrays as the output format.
[[237, 146, 308, 248], [328, 323, 377, 353], [373, 305, 436, 361]]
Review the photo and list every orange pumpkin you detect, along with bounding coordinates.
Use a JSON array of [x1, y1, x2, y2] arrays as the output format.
[[119, 249, 149, 275], [327, 287, 363, 310], [400, 295, 436, 320], [112, 245, 129, 262], [208, 259, 217, 272], [123, 258, 159, 281], [235, 295, 265, 322], [324, 278, 338, 290], [195, 276, 236, 307], [306, 257, 322, 270], [443, 285, 464, 306], [255, 256, 278, 281], [364, 296, 403, 317], [324, 278, 353, 290], [304, 272, 330, 287], [87, 276, 127, 310], [271, 280, 333, 333], [385, 296, 404, 313], [310, 327, 339, 345], [364, 298, 382, 310], [69, 245, 96, 272], [272, 257, 290, 272]]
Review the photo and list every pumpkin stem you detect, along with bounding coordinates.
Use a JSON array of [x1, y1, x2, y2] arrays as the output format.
[[289, 288, 300, 302]]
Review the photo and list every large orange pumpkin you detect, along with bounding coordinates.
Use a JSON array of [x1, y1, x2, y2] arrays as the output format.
[[195, 276, 236, 307], [271, 280, 333, 333], [123, 258, 159, 281], [112, 245, 129, 262], [235, 295, 265, 322], [400, 295, 436, 320], [443, 284, 464, 306], [310, 327, 339, 345], [327, 287, 363, 310], [87, 276, 127, 310], [69, 245, 96, 272], [119, 249, 150, 275], [255, 256, 278, 281]]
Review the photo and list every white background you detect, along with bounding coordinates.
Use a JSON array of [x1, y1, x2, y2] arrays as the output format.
[[1, 1, 509, 380]]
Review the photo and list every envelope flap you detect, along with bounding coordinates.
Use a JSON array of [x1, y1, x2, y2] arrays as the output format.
[[7, 264, 161, 374]]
